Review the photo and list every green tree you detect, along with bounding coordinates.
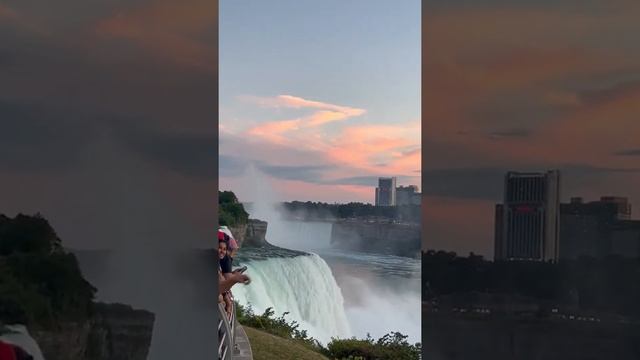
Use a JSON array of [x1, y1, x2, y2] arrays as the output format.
[[0, 213, 96, 329], [218, 191, 249, 227]]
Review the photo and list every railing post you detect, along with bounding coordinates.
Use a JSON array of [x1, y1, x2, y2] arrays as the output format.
[[218, 303, 233, 360]]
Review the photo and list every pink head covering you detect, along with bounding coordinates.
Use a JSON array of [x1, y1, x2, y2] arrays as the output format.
[[227, 237, 238, 250], [219, 226, 238, 250]]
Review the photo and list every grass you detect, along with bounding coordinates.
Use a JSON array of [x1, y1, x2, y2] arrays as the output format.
[[244, 326, 329, 360]]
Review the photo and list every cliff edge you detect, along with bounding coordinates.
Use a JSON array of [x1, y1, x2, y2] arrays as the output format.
[[31, 303, 154, 360]]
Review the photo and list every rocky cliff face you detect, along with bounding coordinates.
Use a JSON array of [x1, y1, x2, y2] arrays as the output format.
[[31, 303, 154, 360], [244, 219, 268, 247], [231, 219, 268, 248], [31, 321, 91, 360], [330, 220, 420, 258], [229, 223, 247, 247]]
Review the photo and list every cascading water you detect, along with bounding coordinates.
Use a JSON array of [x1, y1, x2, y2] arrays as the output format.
[[233, 166, 420, 345], [232, 252, 352, 345]]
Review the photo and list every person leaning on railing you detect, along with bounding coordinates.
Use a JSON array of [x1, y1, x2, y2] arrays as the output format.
[[218, 237, 250, 304], [219, 233, 238, 318]]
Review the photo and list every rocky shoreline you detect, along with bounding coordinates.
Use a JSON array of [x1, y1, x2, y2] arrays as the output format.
[[231, 217, 420, 258], [230, 218, 309, 261]]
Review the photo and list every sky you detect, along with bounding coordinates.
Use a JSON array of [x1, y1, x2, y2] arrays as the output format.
[[219, 0, 421, 204], [2, 0, 637, 261], [422, 0, 640, 258], [0, 0, 218, 250], [0, 3, 238, 357]]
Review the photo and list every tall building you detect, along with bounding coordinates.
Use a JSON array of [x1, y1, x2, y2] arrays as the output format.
[[397, 185, 420, 206], [610, 221, 640, 258], [494, 170, 560, 262], [600, 196, 632, 220], [560, 196, 639, 259], [375, 177, 397, 206]]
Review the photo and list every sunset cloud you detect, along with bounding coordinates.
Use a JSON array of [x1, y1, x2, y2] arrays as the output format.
[[269, 179, 376, 203], [244, 95, 366, 145], [325, 122, 420, 174], [246, 119, 303, 144], [422, 0, 640, 255], [219, 1, 420, 203], [95, 0, 216, 71], [243, 94, 366, 115], [221, 94, 420, 202]]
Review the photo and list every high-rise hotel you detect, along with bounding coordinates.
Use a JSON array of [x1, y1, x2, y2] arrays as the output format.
[[494, 170, 561, 262], [375, 177, 397, 206]]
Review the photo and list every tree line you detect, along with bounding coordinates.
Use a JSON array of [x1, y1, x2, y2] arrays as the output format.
[[422, 250, 640, 318], [280, 201, 420, 224]]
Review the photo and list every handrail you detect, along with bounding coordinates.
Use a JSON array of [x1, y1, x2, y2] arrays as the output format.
[[218, 302, 233, 360], [229, 299, 236, 346]]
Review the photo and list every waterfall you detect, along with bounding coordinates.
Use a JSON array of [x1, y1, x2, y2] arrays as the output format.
[[232, 253, 352, 344]]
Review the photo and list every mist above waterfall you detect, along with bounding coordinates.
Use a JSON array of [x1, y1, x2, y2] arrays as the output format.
[[336, 268, 421, 344], [236, 164, 280, 224]]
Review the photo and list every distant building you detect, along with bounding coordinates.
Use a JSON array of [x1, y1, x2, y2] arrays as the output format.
[[397, 185, 421, 206], [494, 170, 560, 262], [411, 192, 421, 206], [600, 196, 632, 220], [494, 204, 504, 260], [560, 196, 640, 259], [375, 177, 397, 206], [611, 221, 640, 258]]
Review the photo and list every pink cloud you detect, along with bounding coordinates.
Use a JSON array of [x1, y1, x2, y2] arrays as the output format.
[[246, 119, 303, 145], [421, 3, 640, 172], [94, 0, 216, 71], [325, 122, 421, 175], [223, 95, 420, 197], [242, 95, 366, 145], [271, 179, 373, 203], [244, 94, 366, 114]]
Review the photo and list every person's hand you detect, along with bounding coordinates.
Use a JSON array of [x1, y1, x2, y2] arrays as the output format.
[[231, 272, 250, 285]]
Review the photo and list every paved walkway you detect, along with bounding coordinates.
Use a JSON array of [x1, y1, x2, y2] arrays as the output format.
[[232, 324, 253, 360]]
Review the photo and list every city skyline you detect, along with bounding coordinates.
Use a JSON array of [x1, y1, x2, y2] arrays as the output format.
[[423, 0, 640, 258], [219, 0, 421, 204]]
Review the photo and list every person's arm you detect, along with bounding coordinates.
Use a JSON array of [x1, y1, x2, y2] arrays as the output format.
[[219, 271, 249, 294]]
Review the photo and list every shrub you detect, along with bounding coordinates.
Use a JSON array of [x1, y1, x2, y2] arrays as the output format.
[[235, 301, 421, 359], [235, 302, 320, 351], [323, 332, 421, 360]]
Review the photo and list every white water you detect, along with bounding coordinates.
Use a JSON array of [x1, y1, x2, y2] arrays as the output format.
[[264, 220, 422, 344], [232, 253, 352, 344], [233, 166, 421, 345]]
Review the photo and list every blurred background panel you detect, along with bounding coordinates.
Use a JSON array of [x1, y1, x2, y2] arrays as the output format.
[[422, 0, 640, 359]]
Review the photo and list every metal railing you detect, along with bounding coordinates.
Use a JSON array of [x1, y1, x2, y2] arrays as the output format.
[[218, 301, 234, 360]]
